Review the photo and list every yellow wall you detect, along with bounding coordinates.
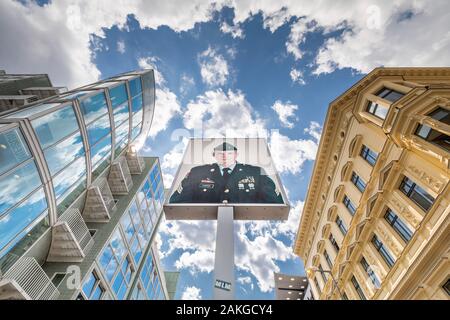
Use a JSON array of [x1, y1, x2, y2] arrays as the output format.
[[295, 68, 450, 300]]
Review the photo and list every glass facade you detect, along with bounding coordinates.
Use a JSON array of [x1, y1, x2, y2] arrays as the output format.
[[96, 163, 164, 300], [136, 252, 165, 300], [0, 70, 164, 300], [81, 271, 106, 300], [0, 127, 48, 259]]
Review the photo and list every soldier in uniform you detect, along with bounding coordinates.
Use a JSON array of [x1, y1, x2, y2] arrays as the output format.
[[169, 142, 283, 204]]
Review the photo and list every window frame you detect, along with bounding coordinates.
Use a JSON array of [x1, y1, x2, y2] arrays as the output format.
[[371, 234, 396, 268], [384, 208, 414, 243]]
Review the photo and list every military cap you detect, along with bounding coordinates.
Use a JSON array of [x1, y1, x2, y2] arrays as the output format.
[[213, 142, 237, 152]]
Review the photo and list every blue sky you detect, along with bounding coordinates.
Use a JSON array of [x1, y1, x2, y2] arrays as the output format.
[[1, 0, 449, 300]]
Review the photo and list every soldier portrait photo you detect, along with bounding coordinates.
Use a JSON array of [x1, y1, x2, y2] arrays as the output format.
[[169, 142, 284, 204]]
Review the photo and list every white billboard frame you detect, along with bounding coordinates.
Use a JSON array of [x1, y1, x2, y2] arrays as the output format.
[[163, 137, 290, 220]]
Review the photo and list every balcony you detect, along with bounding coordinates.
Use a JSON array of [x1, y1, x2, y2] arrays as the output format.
[[126, 150, 145, 175], [108, 155, 133, 194], [83, 177, 116, 223], [0, 257, 59, 300], [47, 209, 93, 263]]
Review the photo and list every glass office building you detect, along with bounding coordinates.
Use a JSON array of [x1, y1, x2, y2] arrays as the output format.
[[0, 70, 173, 300]]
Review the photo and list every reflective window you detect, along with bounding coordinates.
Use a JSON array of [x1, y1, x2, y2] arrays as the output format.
[[360, 257, 381, 288], [351, 276, 367, 300], [79, 92, 108, 124], [91, 134, 112, 170], [0, 188, 48, 253], [52, 157, 86, 200], [129, 78, 142, 97], [109, 84, 128, 109], [384, 208, 414, 242], [44, 132, 85, 175], [115, 121, 129, 145], [82, 271, 105, 300], [139, 253, 163, 300], [99, 229, 127, 284], [5, 103, 60, 119], [113, 102, 129, 128], [343, 195, 357, 216], [0, 161, 42, 215], [372, 234, 396, 268], [131, 95, 143, 115], [131, 125, 141, 141], [86, 113, 111, 147], [399, 176, 435, 212], [99, 246, 118, 282], [112, 256, 134, 300], [0, 128, 31, 175], [366, 101, 389, 120], [415, 107, 450, 152], [336, 215, 348, 236], [376, 87, 404, 103], [110, 229, 127, 262], [351, 172, 366, 193], [132, 109, 143, 128], [32, 105, 79, 149], [130, 285, 145, 300], [360, 145, 378, 166]]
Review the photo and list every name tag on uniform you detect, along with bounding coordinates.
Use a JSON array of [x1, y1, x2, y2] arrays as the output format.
[[199, 178, 215, 189]]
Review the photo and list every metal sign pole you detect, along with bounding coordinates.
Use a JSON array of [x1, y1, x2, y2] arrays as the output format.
[[213, 206, 235, 300]]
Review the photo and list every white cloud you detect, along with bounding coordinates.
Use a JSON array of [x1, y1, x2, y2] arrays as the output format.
[[180, 73, 195, 96], [228, 1, 450, 73], [161, 138, 188, 171], [271, 100, 298, 128], [138, 57, 182, 138], [235, 222, 296, 293], [181, 286, 203, 300], [117, 39, 125, 54], [198, 47, 229, 87], [263, 7, 291, 32], [274, 200, 305, 239], [2, 1, 449, 90], [183, 89, 267, 138], [304, 121, 322, 141], [269, 128, 318, 175], [0, 0, 223, 88], [220, 21, 244, 39], [289, 68, 306, 85], [175, 249, 215, 274], [285, 17, 315, 61], [237, 276, 252, 285]]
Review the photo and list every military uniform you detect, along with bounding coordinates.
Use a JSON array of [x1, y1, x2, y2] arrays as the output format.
[[169, 162, 283, 204]]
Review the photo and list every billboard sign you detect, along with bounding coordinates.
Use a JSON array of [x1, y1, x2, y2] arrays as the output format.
[[164, 138, 290, 220]]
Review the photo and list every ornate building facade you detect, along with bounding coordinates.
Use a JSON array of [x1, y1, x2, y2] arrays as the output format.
[[294, 67, 450, 300]]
